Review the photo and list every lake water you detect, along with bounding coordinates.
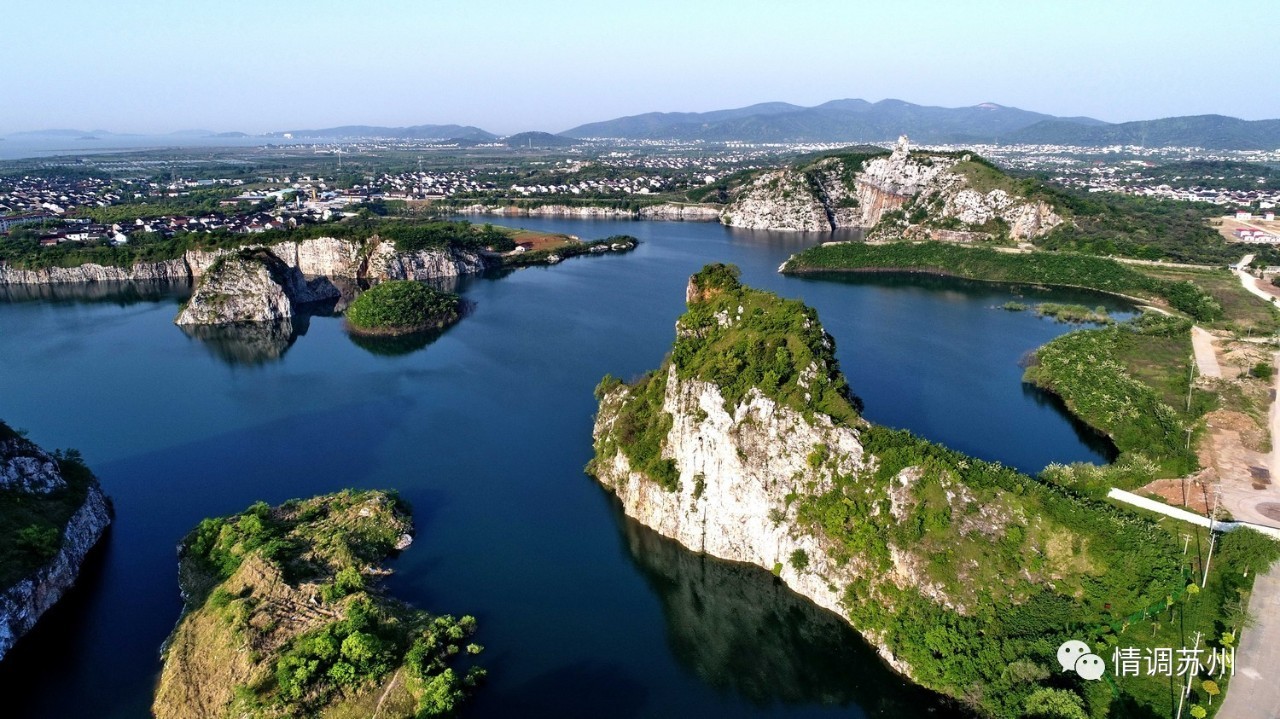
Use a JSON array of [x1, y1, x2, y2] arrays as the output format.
[[0, 219, 1131, 718]]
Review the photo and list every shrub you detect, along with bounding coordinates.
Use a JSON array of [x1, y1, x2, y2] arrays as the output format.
[[346, 281, 461, 334]]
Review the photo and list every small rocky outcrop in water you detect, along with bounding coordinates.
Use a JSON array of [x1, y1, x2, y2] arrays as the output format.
[[721, 136, 1064, 240], [589, 264, 1202, 717], [0, 422, 111, 661], [153, 490, 484, 719], [174, 248, 340, 326]]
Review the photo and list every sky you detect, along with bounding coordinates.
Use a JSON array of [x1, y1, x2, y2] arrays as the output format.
[[3, 0, 1276, 136]]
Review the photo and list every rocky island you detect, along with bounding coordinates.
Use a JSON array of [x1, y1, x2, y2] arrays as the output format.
[[0, 422, 111, 661], [174, 248, 340, 326], [153, 490, 483, 719], [589, 264, 1272, 718], [344, 281, 462, 337]]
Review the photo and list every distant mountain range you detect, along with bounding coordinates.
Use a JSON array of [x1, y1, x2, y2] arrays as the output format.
[[562, 99, 1280, 149], [266, 124, 497, 142], [562, 99, 1109, 144], [9, 100, 1280, 150]]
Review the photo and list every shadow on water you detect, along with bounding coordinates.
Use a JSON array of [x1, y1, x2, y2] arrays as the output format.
[[475, 661, 650, 719], [0, 279, 190, 306], [1020, 382, 1119, 464], [610, 500, 969, 717], [796, 270, 1140, 314]]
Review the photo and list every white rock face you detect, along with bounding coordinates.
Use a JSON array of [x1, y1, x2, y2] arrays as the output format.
[[0, 436, 65, 495], [364, 241, 488, 281], [0, 237, 491, 286], [592, 368, 912, 673], [0, 259, 189, 285], [0, 431, 112, 660], [721, 136, 1064, 239], [721, 171, 832, 232], [453, 203, 721, 221], [174, 251, 341, 326]]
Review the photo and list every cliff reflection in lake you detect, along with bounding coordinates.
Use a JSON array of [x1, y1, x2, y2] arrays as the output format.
[[617, 510, 965, 716], [178, 318, 305, 366], [0, 280, 189, 307]]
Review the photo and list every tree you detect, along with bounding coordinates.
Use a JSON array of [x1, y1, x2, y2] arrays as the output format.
[[1189, 704, 1207, 719], [1023, 688, 1089, 719], [1203, 679, 1221, 705]]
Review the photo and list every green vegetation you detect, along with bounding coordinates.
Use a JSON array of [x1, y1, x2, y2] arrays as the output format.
[[497, 234, 637, 268], [0, 218, 514, 271], [1034, 187, 1252, 265], [784, 242, 1227, 322], [1034, 303, 1113, 324], [1026, 314, 1207, 490], [0, 423, 98, 589], [593, 371, 679, 490], [345, 281, 461, 336], [590, 271, 1280, 718], [159, 490, 483, 719], [674, 264, 859, 425]]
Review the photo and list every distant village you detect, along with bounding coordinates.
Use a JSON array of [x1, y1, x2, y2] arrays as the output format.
[[4, 140, 1280, 249]]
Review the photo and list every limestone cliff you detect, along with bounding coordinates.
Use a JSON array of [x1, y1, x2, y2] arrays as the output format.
[[0, 423, 111, 661], [721, 137, 1065, 240], [454, 202, 721, 221], [153, 490, 483, 719], [174, 249, 340, 326], [589, 265, 1193, 717], [0, 236, 491, 287]]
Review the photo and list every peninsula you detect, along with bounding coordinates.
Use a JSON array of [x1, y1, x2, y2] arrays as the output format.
[[153, 490, 483, 719], [589, 264, 1279, 718]]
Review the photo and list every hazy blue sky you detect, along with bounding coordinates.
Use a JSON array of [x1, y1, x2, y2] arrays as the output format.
[[3, 0, 1274, 135]]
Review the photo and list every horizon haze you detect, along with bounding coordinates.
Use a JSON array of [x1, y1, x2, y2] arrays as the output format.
[[3, 0, 1277, 136]]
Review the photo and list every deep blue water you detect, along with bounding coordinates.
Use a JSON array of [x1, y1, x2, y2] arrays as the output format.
[[0, 219, 1130, 718]]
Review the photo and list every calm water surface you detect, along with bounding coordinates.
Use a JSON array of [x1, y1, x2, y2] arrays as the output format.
[[0, 219, 1130, 718]]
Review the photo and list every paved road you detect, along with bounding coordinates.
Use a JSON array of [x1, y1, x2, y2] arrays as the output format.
[[1219, 562, 1280, 719], [1191, 326, 1223, 379], [1233, 254, 1279, 305]]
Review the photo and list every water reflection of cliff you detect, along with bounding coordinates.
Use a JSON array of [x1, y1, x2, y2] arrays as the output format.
[[0, 280, 190, 306], [179, 317, 306, 366], [617, 512, 965, 716]]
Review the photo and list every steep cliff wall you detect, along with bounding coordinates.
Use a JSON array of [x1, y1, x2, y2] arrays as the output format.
[[454, 202, 721, 221], [589, 265, 1195, 717], [0, 426, 112, 661], [721, 137, 1065, 240], [0, 237, 491, 286], [174, 249, 341, 326]]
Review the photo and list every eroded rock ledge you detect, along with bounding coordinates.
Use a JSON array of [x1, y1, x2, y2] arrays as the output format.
[[0, 423, 111, 661]]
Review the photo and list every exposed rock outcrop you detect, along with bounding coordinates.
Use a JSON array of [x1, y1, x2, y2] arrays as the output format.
[[0, 237, 491, 287], [174, 249, 340, 326], [0, 425, 112, 661], [454, 202, 722, 221], [153, 491, 483, 719], [721, 136, 1065, 239], [589, 266, 1188, 714], [0, 259, 190, 285]]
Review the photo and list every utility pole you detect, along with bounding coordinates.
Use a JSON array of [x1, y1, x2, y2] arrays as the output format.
[[1186, 352, 1196, 413], [1202, 490, 1221, 588], [1175, 630, 1203, 719]]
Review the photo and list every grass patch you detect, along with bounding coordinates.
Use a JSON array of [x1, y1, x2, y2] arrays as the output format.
[[1026, 315, 1211, 492], [784, 243, 1225, 323]]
